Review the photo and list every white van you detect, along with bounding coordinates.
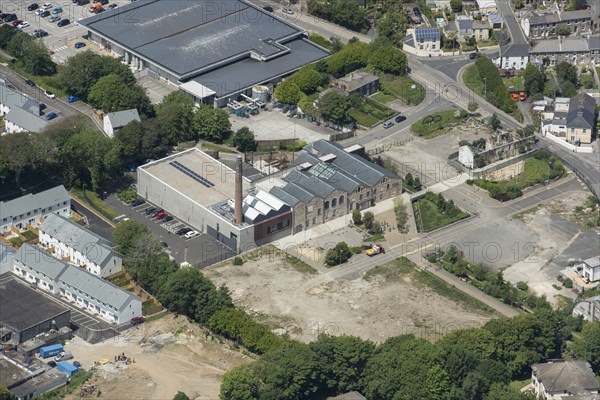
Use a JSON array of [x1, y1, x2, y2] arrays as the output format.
[[54, 351, 73, 361]]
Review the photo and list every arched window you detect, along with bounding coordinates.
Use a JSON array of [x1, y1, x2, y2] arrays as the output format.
[[324, 201, 330, 210], [332, 198, 337, 207], [339, 196, 344, 204]]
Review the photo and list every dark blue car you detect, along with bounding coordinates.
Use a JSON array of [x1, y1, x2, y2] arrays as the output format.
[[67, 95, 79, 103], [45, 112, 57, 120]]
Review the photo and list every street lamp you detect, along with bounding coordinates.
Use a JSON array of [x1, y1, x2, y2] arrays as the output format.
[[483, 77, 487, 97]]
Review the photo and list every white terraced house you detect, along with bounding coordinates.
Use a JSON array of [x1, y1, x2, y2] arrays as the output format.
[[39, 213, 122, 278], [13, 244, 141, 325]]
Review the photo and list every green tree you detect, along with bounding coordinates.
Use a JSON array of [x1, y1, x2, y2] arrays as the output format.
[[112, 220, 150, 256], [156, 91, 195, 144], [572, 321, 600, 373], [485, 383, 536, 400], [172, 391, 190, 400], [468, 101, 479, 113], [459, 371, 490, 400], [375, 13, 409, 45], [363, 211, 375, 230], [0, 151, 8, 183], [489, 113, 501, 131], [59, 51, 135, 100], [275, 79, 303, 104], [0, 384, 17, 400], [255, 342, 321, 400], [288, 65, 324, 94], [220, 365, 260, 400], [352, 209, 362, 224], [157, 268, 232, 324], [426, 364, 451, 400], [325, 41, 371, 77], [325, 242, 353, 266], [414, 176, 422, 190], [7, 33, 55, 75], [369, 46, 408, 75], [309, 334, 375, 395], [556, 61, 577, 85], [192, 104, 231, 143], [0, 25, 17, 48], [450, 0, 463, 11], [523, 63, 544, 97], [319, 91, 352, 124], [0, 132, 39, 185], [88, 74, 153, 116], [556, 26, 572, 36], [231, 127, 257, 152]]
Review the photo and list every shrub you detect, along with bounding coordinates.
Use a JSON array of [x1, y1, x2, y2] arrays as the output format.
[[516, 281, 529, 291], [563, 278, 573, 289], [232, 257, 244, 266]]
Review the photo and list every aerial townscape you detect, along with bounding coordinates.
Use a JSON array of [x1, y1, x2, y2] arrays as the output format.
[[0, 0, 599, 398]]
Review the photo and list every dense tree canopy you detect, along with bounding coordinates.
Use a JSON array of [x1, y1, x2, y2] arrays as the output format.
[[192, 104, 231, 142], [87, 74, 153, 116], [369, 46, 408, 75], [573, 321, 600, 373], [7, 33, 55, 75], [231, 127, 257, 152], [522, 63, 544, 97], [288, 65, 324, 94], [325, 41, 371, 77], [155, 91, 196, 144], [307, 0, 367, 32], [275, 79, 303, 105], [318, 92, 353, 124]]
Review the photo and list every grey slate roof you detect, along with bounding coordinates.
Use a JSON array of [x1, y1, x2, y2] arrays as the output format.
[[0, 185, 69, 222], [15, 244, 69, 280], [329, 392, 367, 400], [191, 38, 329, 98], [269, 186, 301, 207], [0, 82, 30, 110], [278, 182, 315, 203], [529, 12, 561, 25], [77, 0, 325, 80], [532, 361, 599, 395], [57, 263, 137, 312], [40, 213, 117, 268], [500, 43, 529, 58], [567, 93, 595, 129], [5, 106, 49, 132], [283, 171, 336, 198], [458, 19, 473, 31], [105, 109, 140, 129]]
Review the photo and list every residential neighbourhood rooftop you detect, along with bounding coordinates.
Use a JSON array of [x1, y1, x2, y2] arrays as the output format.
[[0, 186, 69, 221], [104, 108, 141, 129], [532, 360, 599, 396]]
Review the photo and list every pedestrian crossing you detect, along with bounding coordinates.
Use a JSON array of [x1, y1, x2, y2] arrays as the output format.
[[53, 45, 68, 52]]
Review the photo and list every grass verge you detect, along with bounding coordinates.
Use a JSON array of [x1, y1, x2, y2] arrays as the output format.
[[380, 74, 425, 105], [411, 110, 468, 138], [71, 189, 120, 220], [284, 254, 318, 275], [370, 92, 395, 104], [200, 142, 237, 154], [413, 192, 470, 233]]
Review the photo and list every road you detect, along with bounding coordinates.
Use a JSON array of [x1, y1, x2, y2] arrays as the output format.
[[494, 0, 528, 46]]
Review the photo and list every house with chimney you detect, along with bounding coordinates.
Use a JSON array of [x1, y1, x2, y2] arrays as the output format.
[[541, 93, 596, 145], [521, 9, 592, 38], [531, 360, 599, 399], [529, 35, 600, 66], [334, 71, 380, 97]]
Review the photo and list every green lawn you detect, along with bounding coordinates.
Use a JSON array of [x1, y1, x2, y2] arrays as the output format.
[[349, 97, 395, 128], [71, 189, 120, 220], [411, 110, 468, 138], [380, 74, 425, 105], [349, 109, 379, 127], [579, 73, 597, 89], [11, 64, 68, 99], [370, 92, 395, 104], [413, 197, 469, 233], [21, 230, 37, 240], [365, 257, 494, 314], [503, 75, 525, 92]]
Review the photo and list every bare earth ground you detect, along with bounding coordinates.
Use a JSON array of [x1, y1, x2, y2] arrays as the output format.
[[205, 256, 491, 343], [504, 191, 598, 305], [65, 315, 250, 400]]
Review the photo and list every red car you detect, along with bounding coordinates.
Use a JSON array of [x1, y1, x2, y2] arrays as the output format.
[[155, 211, 167, 219], [131, 316, 145, 326], [12, 19, 22, 27]]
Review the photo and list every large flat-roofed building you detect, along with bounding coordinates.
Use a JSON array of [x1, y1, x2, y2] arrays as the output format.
[[0, 276, 71, 344], [138, 149, 292, 253], [77, 0, 330, 107]]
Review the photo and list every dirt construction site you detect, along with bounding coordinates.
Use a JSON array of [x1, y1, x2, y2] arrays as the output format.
[[205, 251, 493, 343], [64, 315, 250, 400]]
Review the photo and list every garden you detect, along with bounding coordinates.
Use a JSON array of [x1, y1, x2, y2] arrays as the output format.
[[348, 97, 395, 128], [468, 149, 564, 201], [411, 110, 469, 138], [412, 191, 470, 233], [379, 74, 426, 106]]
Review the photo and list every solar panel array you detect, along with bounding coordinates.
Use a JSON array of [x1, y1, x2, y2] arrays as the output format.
[[415, 28, 440, 41], [170, 161, 214, 188]]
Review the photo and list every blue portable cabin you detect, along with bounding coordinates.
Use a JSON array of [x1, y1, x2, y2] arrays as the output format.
[[57, 361, 78, 378], [39, 344, 63, 358]]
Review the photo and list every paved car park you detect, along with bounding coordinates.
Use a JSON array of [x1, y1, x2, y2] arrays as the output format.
[[105, 194, 236, 268]]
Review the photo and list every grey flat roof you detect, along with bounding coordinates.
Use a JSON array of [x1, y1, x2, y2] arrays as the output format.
[[78, 0, 306, 78], [5, 106, 48, 133], [191, 38, 329, 98], [0, 275, 70, 332], [0, 185, 69, 222], [106, 109, 140, 129]]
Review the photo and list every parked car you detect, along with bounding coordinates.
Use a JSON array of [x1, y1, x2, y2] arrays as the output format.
[[282, 7, 294, 14], [262, 6, 273, 12], [469, 52, 477, 59], [382, 121, 394, 128], [4, 14, 17, 22], [54, 351, 73, 361], [72, 361, 82, 368], [51, 6, 62, 13], [107, 2, 118, 9], [150, 209, 163, 217], [395, 115, 406, 123], [413, 6, 421, 16], [47, 361, 57, 368], [25, 79, 36, 87], [145, 207, 158, 215], [0, 14, 7, 20], [28, 3, 39, 11], [130, 198, 145, 206], [184, 230, 199, 239], [44, 90, 55, 99], [39, 103, 46, 110], [155, 211, 167, 219], [57, 18, 69, 26], [74, 41, 86, 49], [163, 215, 173, 222], [131, 316, 145, 326], [45, 111, 57, 120], [42, 3, 52, 10], [176, 227, 192, 235], [67, 95, 79, 102], [39, 10, 50, 17], [17, 21, 30, 29], [48, 15, 60, 22], [32, 29, 48, 37], [11, 20, 23, 27], [76, 0, 90, 4]]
